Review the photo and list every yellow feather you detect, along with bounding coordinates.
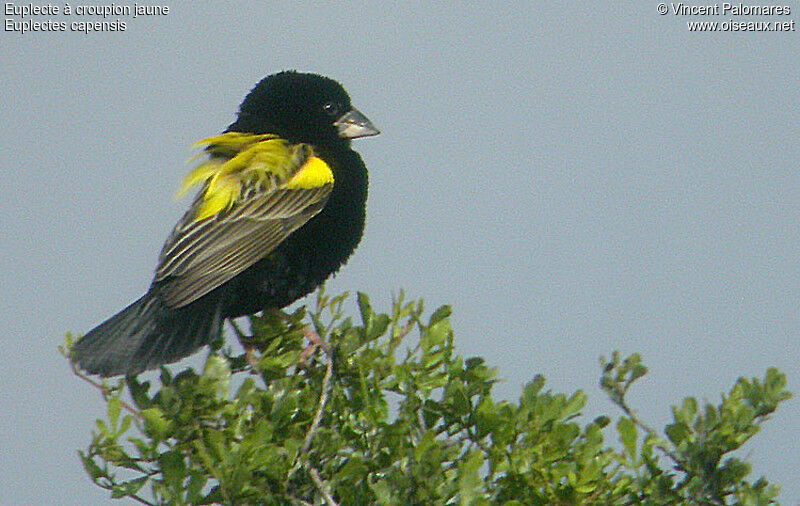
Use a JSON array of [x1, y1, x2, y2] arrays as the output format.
[[195, 174, 238, 221], [193, 133, 279, 156], [286, 157, 334, 189], [180, 133, 329, 222], [177, 161, 222, 198]]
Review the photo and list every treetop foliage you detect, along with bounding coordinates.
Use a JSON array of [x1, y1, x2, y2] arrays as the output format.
[[63, 290, 791, 505]]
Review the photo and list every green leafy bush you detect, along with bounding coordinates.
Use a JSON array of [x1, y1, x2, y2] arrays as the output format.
[[64, 290, 791, 505]]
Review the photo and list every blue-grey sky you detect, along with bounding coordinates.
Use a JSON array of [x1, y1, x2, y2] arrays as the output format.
[[3, 2, 798, 504]]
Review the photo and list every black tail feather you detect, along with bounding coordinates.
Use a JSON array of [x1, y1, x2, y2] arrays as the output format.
[[71, 291, 224, 377]]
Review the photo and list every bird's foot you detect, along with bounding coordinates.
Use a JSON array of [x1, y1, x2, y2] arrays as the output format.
[[298, 326, 328, 367], [244, 346, 260, 371]]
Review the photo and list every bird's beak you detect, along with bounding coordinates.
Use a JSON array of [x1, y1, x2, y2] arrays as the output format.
[[334, 108, 380, 139]]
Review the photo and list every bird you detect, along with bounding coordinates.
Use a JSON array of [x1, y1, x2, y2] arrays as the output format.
[[71, 71, 379, 377]]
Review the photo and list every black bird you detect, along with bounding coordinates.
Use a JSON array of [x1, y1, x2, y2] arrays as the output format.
[[72, 71, 379, 376]]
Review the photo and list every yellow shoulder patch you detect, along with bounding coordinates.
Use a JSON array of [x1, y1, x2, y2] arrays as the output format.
[[286, 156, 334, 190], [179, 133, 331, 222]]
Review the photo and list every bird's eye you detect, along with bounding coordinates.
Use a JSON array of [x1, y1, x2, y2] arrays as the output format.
[[322, 101, 340, 116]]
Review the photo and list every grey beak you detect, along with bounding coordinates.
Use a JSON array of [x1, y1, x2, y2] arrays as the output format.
[[334, 108, 380, 139]]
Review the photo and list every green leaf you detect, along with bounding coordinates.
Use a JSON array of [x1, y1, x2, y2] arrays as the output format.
[[458, 450, 485, 504], [369, 478, 394, 505], [617, 417, 637, 462], [65, 292, 792, 506], [159, 449, 186, 487], [119, 414, 133, 436], [358, 292, 372, 326], [140, 407, 170, 441], [474, 396, 497, 438], [426, 317, 451, 347], [428, 305, 452, 327], [368, 313, 391, 341], [561, 391, 586, 420], [201, 354, 231, 401], [520, 375, 545, 406], [107, 397, 121, 429], [665, 421, 690, 446], [79, 452, 104, 481], [680, 397, 698, 423], [127, 377, 152, 410], [111, 476, 148, 498], [186, 473, 208, 503]]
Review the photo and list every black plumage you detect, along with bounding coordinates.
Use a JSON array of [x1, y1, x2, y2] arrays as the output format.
[[72, 71, 379, 376]]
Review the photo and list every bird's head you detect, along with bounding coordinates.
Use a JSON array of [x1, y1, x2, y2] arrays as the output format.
[[227, 71, 379, 147]]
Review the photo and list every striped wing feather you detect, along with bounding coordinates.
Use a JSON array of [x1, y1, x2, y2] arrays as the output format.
[[155, 185, 331, 308]]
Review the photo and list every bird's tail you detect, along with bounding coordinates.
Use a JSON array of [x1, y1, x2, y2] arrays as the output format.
[[71, 291, 224, 377]]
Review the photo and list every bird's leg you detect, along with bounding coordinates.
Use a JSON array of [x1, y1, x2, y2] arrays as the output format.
[[299, 326, 328, 366], [244, 346, 259, 370], [263, 308, 328, 367]]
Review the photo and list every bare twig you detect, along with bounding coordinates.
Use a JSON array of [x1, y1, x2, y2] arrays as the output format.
[[301, 337, 334, 455], [288, 497, 314, 506], [613, 397, 684, 469], [394, 323, 414, 342], [125, 493, 156, 506], [295, 326, 337, 504], [308, 466, 339, 506], [70, 362, 141, 417], [95, 477, 155, 505]]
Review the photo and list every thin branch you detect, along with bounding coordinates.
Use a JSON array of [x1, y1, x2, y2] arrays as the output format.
[[301, 334, 334, 455], [288, 497, 314, 506], [613, 396, 684, 468], [295, 326, 336, 504], [96, 479, 155, 506], [308, 466, 339, 506], [395, 322, 414, 341], [126, 493, 156, 506], [71, 361, 141, 417]]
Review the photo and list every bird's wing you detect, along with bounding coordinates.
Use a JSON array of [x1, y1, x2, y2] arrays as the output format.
[[153, 134, 333, 308]]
